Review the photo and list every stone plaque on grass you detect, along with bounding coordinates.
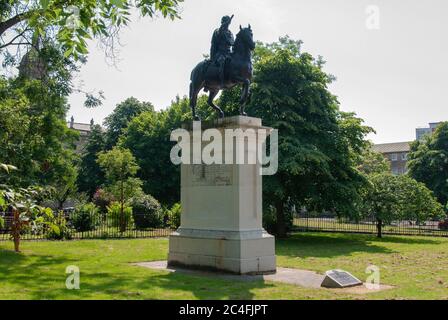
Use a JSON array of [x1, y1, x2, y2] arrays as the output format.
[[321, 269, 362, 288]]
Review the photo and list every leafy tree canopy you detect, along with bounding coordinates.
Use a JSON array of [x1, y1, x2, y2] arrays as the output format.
[[77, 123, 106, 197], [408, 122, 448, 208], [103, 97, 154, 148], [361, 173, 444, 237], [220, 36, 373, 236], [0, 45, 79, 188], [97, 146, 143, 203], [357, 146, 390, 176], [120, 95, 203, 205], [97, 146, 139, 182], [0, 0, 183, 60]]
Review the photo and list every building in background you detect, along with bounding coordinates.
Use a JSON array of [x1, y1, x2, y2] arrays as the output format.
[[416, 122, 441, 140], [373, 121, 444, 175], [372, 141, 411, 175], [67, 116, 95, 153]]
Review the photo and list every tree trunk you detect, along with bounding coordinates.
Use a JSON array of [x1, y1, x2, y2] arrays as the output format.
[[12, 210, 21, 252], [120, 178, 125, 233], [13, 235, 20, 252], [275, 201, 287, 238], [376, 219, 383, 238]]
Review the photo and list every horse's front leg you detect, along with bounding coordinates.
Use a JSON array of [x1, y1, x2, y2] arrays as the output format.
[[239, 79, 250, 116]]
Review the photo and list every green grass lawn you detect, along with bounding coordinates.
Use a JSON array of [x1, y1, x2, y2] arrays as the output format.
[[1, 232, 447, 300]]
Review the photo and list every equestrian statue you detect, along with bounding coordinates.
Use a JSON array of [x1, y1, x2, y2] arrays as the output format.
[[189, 15, 255, 120]]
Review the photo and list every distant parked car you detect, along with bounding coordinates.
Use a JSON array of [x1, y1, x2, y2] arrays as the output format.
[[438, 220, 448, 230]]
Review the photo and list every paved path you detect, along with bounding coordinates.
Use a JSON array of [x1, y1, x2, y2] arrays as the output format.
[[133, 261, 393, 294]]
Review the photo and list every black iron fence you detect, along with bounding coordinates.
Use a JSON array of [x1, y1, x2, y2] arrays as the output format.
[[0, 211, 173, 241], [3, 210, 448, 241], [293, 212, 448, 237]]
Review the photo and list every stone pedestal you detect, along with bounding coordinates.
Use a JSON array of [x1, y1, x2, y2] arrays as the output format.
[[168, 116, 276, 274]]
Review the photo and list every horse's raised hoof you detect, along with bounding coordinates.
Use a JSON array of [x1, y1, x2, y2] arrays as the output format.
[[219, 111, 225, 119]]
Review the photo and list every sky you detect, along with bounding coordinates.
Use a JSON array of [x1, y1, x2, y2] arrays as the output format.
[[67, 0, 448, 144]]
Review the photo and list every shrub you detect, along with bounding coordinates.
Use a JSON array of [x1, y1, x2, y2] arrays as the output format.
[[68, 192, 90, 208], [93, 189, 114, 213], [71, 203, 100, 232], [262, 204, 294, 236], [46, 212, 72, 240], [107, 202, 133, 232], [166, 203, 181, 229], [131, 194, 162, 229], [262, 206, 276, 234]]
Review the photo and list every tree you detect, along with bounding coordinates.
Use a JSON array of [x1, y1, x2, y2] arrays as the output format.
[[0, 45, 80, 188], [104, 97, 154, 148], [0, 0, 183, 60], [357, 146, 390, 175], [77, 124, 106, 197], [0, 163, 16, 229], [120, 95, 209, 205], [48, 154, 78, 210], [97, 146, 142, 232], [121, 96, 194, 205], [0, 184, 56, 252], [408, 122, 448, 209], [361, 173, 444, 238], [220, 37, 372, 237], [362, 174, 405, 238], [400, 177, 445, 224], [5, 187, 41, 252]]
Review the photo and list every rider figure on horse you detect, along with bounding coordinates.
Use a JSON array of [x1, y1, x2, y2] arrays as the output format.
[[210, 15, 234, 87]]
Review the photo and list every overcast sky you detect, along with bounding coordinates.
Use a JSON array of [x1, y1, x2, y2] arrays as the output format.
[[67, 0, 448, 144]]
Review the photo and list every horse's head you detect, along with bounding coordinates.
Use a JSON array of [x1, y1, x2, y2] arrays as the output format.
[[236, 24, 255, 51]]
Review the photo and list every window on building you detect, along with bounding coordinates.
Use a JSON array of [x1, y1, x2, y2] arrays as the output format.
[[390, 153, 398, 161], [401, 153, 408, 161]]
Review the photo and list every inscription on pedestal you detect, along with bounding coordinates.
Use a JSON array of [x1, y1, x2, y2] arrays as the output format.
[[191, 164, 233, 186]]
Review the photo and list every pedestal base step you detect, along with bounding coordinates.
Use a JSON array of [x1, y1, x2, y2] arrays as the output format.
[[168, 231, 276, 275]]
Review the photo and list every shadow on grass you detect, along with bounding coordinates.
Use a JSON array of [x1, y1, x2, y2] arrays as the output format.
[[0, 249, 77, 272], [0, 248, 271, 300], [95, 272, 272, 300], [24, 270, 272, 300], [0, 249, 79, 298], [276, 232, 443, 259]]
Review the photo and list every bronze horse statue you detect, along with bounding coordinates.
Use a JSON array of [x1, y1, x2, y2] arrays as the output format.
[[189, 26, 255, 120]]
